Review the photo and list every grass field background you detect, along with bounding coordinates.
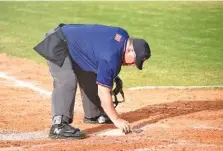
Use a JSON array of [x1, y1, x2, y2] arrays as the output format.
[[0, 2, 222, 87]]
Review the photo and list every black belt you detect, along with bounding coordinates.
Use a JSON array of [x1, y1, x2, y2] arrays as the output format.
[[46, 23, 66, 42], [34, 23, 69, 67]]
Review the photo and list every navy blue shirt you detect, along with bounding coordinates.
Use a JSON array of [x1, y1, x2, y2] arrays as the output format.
[[61, 24, 129, 88]]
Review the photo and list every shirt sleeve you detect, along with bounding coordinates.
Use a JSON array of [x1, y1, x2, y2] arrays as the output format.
[[117, 27, 129, 39], [96, 60, 115, 88]]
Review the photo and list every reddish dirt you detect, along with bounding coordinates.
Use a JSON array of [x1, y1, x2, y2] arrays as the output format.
[[0, 53, 223, 151]]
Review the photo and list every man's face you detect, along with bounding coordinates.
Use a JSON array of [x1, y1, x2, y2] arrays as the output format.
[[122, 40, 136, 66]]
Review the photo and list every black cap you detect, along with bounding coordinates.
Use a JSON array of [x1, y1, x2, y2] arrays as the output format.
[[132, 38, 151, 70]]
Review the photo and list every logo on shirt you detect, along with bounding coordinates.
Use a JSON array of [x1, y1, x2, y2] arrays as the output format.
[[114, 34, 122, 42]]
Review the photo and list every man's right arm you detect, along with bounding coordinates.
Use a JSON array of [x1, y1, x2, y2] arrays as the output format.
[[97, 84, 119, 121], [96, 59, 131, 133], [98, 84, 131, 133]]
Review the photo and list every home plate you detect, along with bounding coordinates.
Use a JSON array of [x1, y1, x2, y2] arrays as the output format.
[[95, 128, 143, 136], [95, 129, 125, 136]]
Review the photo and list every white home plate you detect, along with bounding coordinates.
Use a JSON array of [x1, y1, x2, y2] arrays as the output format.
[[96, 129, 125, 136], [95, 128, 143, 136]]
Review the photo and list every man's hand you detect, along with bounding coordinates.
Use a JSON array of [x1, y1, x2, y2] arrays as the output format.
[[98, 84, 131, 134], [113, 118, 131, 134]]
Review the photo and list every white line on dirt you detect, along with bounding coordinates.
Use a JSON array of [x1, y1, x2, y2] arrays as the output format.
[[128, 85, 223, 90], [1, 71, 222, 96], [0, 72, 51, 96], [2, 123, 221, 141], [0, 129, 49, 140]]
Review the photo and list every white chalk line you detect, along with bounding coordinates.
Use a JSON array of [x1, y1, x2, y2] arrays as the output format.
[[0, 72, 51, 96], [0, 129, 49, 141], [1, 72, 222, 96], [1, 125, 222, 150], [1, 121, 222, 141], [128, 85, 223, 90]]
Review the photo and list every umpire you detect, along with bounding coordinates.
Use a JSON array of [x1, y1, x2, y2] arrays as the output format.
[[34, 23, 151, 139]]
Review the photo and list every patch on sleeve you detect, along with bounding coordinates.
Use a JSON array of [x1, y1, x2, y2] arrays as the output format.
[[114, 34, 122, 42]]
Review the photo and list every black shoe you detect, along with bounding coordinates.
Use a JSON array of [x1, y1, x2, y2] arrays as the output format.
[[83, 115, 112, 124], [49, 123, 85, 139]]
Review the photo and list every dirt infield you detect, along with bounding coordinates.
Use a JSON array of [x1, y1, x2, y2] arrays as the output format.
[[0, 53, 223, 151]]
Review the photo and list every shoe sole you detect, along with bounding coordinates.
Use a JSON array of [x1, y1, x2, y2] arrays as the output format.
[[83, 120, 98, 124], [49, 133, 86, 139], [84, 118, 112, 124], [84, 120, 112, 124]]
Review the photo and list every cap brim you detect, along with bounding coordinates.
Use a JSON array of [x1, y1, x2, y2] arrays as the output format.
[[136, 59, 143, 70]]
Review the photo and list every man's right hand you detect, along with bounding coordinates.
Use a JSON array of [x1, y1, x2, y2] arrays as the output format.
[[113, 118, 131, 134], [97, 85, 131, 134]]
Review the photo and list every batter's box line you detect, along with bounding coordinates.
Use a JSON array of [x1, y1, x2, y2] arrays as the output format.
[[1, 72, 222, 99], [0, 72, 51, 96]]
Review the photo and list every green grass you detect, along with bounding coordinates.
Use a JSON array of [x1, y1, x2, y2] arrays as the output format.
[[0, 2, 223, 87]]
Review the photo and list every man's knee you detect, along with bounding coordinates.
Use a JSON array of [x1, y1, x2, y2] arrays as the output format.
[[53, 71, 77, 89]]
